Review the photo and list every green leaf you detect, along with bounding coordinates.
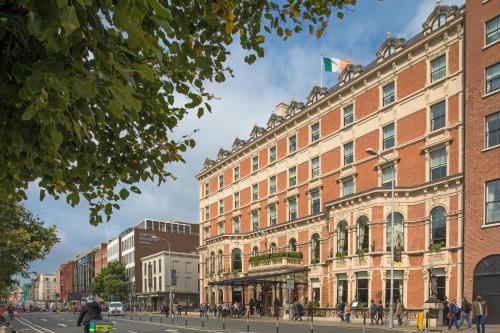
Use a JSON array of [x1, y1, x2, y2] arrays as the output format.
[[60, 6, 80, 35], [21, 103, 38, 121], [130, 186, 141, 194], [119, 188, 129, 200]]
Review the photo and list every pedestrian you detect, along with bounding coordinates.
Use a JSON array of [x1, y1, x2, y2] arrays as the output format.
[[344, 302, 351, 323], [395, 298, 404, 326], [447, 299, 460, 330], [370, 300, 377, 325], [472, 296, 487, 333], [6, 303, 15, 323], [295, 302, 303, 321], [77, 295, 102, 333], [459, 296, 472, 329], [377, 300, 384, 325]]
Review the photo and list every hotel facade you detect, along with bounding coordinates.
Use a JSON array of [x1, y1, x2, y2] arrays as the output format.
[[197, 4, 466, 311]]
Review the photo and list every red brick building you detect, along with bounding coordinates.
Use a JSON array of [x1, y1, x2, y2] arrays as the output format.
[[94, 242, 108, 275], [198, 4, 465, 312], [463, 0, 500, 323]]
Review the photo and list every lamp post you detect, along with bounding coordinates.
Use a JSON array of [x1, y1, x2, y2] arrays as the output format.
[[151, 235, 173, 318], [366, 147, 395, 329]]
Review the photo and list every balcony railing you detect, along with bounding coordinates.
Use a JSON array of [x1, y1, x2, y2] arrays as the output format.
[[249, 251, 303, 268]]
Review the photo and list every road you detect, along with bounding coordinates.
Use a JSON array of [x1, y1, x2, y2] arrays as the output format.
[[10, 312, 408, 333]]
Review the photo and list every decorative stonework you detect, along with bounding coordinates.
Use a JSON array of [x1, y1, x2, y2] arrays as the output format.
[[376, 34, 406, 59], [216, 147, 230, 161], [421, 4, 459, 31], [339, 63, 363, 83]]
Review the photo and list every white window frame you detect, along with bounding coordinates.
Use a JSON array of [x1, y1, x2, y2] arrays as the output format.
[[382, 81, 395, 106], [485, 179, 500, 226], [233, 216, 240, 234], [289, 166, 297, 187], [252, 183, 258, 202], [288, 197, 297, 221], [486, 111, 500, 148], [429, 147, 448, 181], [343, 141, 354, 165], [310, 190, 321, 215], [485, 15, 500, 46], [311, 156, 320, 178], [430, 100, 446, 131], [251, 210, 259, 231], [234, 192, 240, 209], [343, 104, 354, 126], [430, 55, 447, 83], [234, 166, 240, 181], [485, 63, 500, 95], [219, 174, 224, 189], [219, 199, 224, 215], [311, 122, 320, 142], [269, 204, 277, 226], [382, 122, 395, 150], [252, 155, 259, 173], [342, 179, 355, 197], [289, 135, 297, 153], [269, 175, 277, 194], [269, 146, 277, 163]]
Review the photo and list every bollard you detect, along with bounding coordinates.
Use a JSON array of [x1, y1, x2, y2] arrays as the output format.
[[363, 311, 366, 333], [222, 317, 226, 330], [171, 316, 174, 325], [246, 311, 250, 332], [185, 319, 188, 326], [149, 313, 152, 322], [160, 316, 162, 323], [139, 314, 142, 321], [310, 310, 314, 333], [276, 319, 279, 333], [130, 313, 132, 320], [202, 318, 205, 327]]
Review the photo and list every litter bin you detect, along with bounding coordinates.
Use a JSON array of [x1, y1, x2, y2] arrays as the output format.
[[89, 320, 113, 333]]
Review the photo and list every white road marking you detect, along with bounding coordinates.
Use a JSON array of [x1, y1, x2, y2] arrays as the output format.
[[56, 323, 67, 327], [165, 330, 179, 332], [128, 331, 138, 333], [40, 318, 47, 322], [15, 317, 55, 333]]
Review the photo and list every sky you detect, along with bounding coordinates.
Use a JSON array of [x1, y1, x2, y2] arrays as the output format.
[[23, 0, 464, 278]]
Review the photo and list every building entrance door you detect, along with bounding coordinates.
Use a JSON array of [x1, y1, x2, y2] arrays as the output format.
[[473, 255, 500, 324]]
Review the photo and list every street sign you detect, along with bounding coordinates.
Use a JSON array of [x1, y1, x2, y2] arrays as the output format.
[[287, 278, 294, 289]]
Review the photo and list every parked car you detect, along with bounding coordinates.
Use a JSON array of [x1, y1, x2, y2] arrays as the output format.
[[108, 302, 125, 317]]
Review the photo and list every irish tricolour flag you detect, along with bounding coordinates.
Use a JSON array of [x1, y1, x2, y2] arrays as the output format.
[[323, 57, 350, 73]]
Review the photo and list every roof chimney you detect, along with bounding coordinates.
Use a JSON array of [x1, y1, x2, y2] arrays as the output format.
[[275, 102, 289, 118]]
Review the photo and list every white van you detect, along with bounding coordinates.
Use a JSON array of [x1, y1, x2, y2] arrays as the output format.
[[108, 302, 124, 317]]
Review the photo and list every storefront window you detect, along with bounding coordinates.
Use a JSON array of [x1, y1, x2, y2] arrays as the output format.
[[356, 272, 369, 305], [337, 274, 348, 305], [385, 270, 403, 306], [311, 278, 320, 305]]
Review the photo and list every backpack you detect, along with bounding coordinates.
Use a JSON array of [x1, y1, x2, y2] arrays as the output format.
[[464, 301, 471, 313]]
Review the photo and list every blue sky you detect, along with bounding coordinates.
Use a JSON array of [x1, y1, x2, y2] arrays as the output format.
[[23, 0, 464, 277]]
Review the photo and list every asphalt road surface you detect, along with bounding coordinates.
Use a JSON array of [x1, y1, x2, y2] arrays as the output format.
[[10, 312, 407, 333]]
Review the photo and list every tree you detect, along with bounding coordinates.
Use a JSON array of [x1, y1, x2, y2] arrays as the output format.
[[0, 0, 356, 225], [90, 261, 128, 302], [0, 199, 59, 295]]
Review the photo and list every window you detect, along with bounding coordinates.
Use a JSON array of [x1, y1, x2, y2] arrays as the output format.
[[337, 274, 348, 304], [486, 179, 500, 225], [382, 165, 395, 189], [430, 206, 446, 246], [210, 252, 215, 274], [288, 197, 297, 221], [252, 156, 259, 172], [269, 205, 277, 226], [217, 250, 223, 273], [383, 122, 395, 150], [204, 226, 210, 240], [343, 179, 354, 197], [429, 268, 446, 301], [219, 199, 224, 214], [384, 45, 396, 59], [311, 190, 321, 214], [269, 146, 277, 163], [233, 216, 240, 234], [383, 82, 395, 106], [252, 183, 258, 201], [205, 206, 209, 220], [217, 222, 224, 235], [311, 233, 320, 264], [431, 55, 446, 82], [356, 216, 369, 253], [311, 279, 320, 305], [204, 183, 209, 197], [432, 14, 446, 31], [337, 221, 348, 256], [486, 16, 500, 45], [486, 63, 500, 94], [269, 176, 277, 194], [289, 135, 297, 153], [231, 249, 242, 272], [289, 238, 297, 252], [486, 112, 500, 148], [158, 276, 162, 291], [386, 212, 404, 251], [289, 167, 297, 187], [356, 272, 369, 303], [311, 157, 320, 178], [219, 175, 224, 189], [234, 166, 240, 181], [431, 101, 446, 131], [252, 246, 259, 257], [158, 259, 161, 273], [345, 71, 354, 81], [311, 123, 320, 142], [430, 148, 447, 181], [343, 104, 354, 126], [270, 242, 277, 253], [234, 192, 240, 209], [385, 270, 403, 306], [344, 142, 353, 165], [251, 210, 259, 231]]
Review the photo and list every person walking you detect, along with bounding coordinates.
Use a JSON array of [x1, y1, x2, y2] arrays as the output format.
[[376, 300, 384, 325], [6, 303, 15, 323], [459, 297, 472, 329], [370, 300, 377, 325], [396, 298, 404, 326], [472, 296, 487, 333], [338, 301, 345, 323], [447, 299, 460, 330], [77, 295, 102, 333], [344, 302, 351, 323]]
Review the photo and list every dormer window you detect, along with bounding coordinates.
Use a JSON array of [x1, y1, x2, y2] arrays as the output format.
[[345, 71, 355, 82], [432, 14, 446, 31], [383, 45, 396, 59]]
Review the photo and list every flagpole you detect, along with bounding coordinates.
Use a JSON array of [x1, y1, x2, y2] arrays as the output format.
[[320, 55, 323, 88]]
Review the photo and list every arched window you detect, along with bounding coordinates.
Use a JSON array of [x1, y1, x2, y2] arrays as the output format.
[[270, 242, 277, 253], [430, 207, 446, 246], [345, 71, 355, 82], [289, 238, 297, 252], [205, 257, 209, 277], [311, 233, 320, 264], [383, 45, 396, 59], [356, 216, 369, 253], [432, 14, 447, 31], [386, 213, 404, 251], [217, 250, 223, 273], [337, 221, 348, 256], [252, 246, 259, 257], [209, 252, 215, 275], [231, 248, 242, 272]]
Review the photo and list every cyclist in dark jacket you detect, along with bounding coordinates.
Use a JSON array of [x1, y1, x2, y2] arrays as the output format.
[[77, 296, 102, 333]]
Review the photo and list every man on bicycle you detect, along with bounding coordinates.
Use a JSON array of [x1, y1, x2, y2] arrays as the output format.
[[77, 295, 102, 333]]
